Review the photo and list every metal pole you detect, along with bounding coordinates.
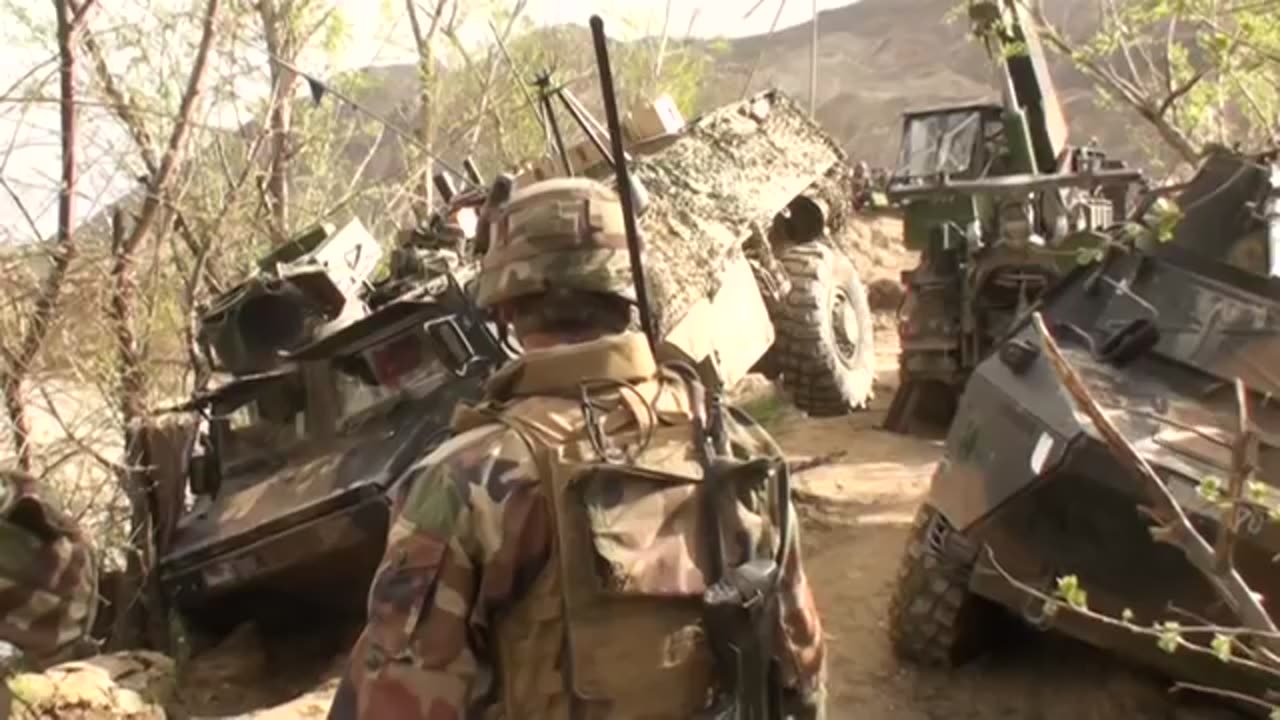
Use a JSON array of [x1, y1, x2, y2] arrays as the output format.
[[556, 90, 615, 171], [809, 0, 819, 116], [590, 15, 657, 351], [535, 75, 574, 176]]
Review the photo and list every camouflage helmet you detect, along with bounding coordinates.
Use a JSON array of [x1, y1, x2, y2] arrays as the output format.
[[474, 177, 637, 308], [0, 469, 97, 664]]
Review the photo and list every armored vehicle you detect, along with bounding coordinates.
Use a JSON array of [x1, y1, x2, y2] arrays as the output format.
[[882, 0, 1142, 434], [519, 85, 877, 414], [155, 216, 510, 631], [887, 145, 1280, 698], [154, 80, 879, 629]]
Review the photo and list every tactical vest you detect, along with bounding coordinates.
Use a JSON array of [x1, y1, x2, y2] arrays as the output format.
[[453, 366, 731, 719]]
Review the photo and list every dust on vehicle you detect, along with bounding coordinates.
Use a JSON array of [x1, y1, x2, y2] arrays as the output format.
[[519, 85, 878, 415]]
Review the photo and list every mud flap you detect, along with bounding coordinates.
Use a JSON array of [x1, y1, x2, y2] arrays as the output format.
[[659, 255, 775, 390]]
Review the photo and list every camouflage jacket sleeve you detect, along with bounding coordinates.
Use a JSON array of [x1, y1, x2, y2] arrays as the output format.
[[724, 406, 828, 715], [327, 423, 550, 720], [0, 469, 98, 667]]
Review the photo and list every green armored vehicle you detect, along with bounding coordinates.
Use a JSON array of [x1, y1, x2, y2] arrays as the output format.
[[888, 145, 1280, 702], [155, 216, 511, 631], [156, 81, 881, 630], [882, 0, 1142, 434]]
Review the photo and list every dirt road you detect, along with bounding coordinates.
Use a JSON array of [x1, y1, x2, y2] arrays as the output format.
[[176, 328, 1220, 719]]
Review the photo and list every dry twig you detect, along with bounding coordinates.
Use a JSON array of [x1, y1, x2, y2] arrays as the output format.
[[1030, 311, 1280, 662]]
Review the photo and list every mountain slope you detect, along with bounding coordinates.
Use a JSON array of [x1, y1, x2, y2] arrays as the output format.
[[704, 0, 1161, 169]]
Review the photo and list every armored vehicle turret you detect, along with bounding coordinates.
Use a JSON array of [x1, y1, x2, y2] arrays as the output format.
[[155, 220, 511, 632]]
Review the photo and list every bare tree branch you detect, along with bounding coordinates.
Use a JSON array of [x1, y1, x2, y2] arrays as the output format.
[[0, 54, 59, 103], [2, 0, 87, 472], [0, 177, 44, 242], [1025, 0, 1202, 163], [121, 0, 221, 259], [404, 0, 451, 220], [95, 0, 221, 652], [1030, 312, 1280, 661]]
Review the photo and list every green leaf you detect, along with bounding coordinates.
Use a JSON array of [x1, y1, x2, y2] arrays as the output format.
[[1248, 479, 1268, 504], [1075, 246, 1104, 265], [1001, 41, 1030, 59], [1150, 198, 1183, 243], [1198, 475, 1223, 503], [1211, 633, 1233, 662], [1156, 621, 1182, 654], [321, 9, 352, 56], [1054, 574, 1088, 610]]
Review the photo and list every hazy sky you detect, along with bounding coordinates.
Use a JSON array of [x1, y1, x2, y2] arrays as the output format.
[[0, 0, 860, 240]]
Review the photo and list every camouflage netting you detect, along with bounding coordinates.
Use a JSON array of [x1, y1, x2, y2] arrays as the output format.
[[628, 90, 849, 337]]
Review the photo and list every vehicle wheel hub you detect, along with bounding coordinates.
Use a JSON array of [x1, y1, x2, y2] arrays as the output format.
[[832, 289, 860, 365]]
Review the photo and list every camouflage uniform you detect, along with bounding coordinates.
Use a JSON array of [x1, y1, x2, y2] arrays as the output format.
[[0, 469, 97, 666], [329, 178, 826, 720]]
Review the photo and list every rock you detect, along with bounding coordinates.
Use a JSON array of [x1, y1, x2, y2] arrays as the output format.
[[729, 373, 780, 406], [242, 677, 340, 719], [185, 623, 266, 685], [5, 651, 176, 719]]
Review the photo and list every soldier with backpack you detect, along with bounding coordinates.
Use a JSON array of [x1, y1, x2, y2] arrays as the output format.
[[328, 177, 827, 720]]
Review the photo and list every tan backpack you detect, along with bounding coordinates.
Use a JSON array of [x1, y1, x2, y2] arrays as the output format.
[[456, 364, 790, 719]]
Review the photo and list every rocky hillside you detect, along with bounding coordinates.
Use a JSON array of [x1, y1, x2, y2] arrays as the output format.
[[707, 0, 1160, 168], [370, 0, 1163, 173], [16, 0, 1167, 256], [2, 0, 1167, 306], [198, 0, 1161, 203]]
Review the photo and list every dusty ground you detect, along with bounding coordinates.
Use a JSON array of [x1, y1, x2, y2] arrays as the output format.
[[166, 326, 1234, 720]]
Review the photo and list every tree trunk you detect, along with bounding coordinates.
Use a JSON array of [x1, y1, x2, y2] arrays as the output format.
[[1, 0, 96, 472], [107, 209, 153, 651], [405, 0, 450, 223], [260, 0, 297, 243], [103, 0, 222, 651]]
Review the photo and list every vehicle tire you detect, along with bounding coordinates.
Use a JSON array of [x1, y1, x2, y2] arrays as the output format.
[[888, 503, 1000, 667], [776, 242, 875, 416]]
